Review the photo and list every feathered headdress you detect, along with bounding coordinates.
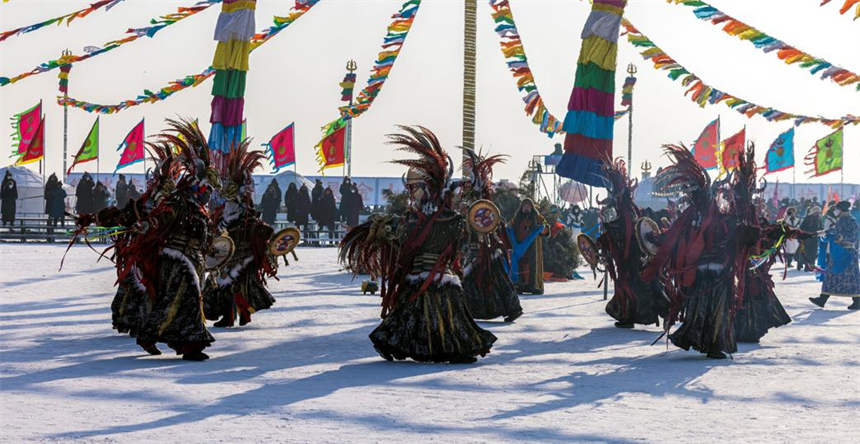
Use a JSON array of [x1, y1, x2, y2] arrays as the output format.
[[150, 118, 216, 188], [221, 140, 266, 203], [599, 156, 636, 204], [463, 148, 507, 199], [653, 144, 712, 209], [388, 125, 454, 207]]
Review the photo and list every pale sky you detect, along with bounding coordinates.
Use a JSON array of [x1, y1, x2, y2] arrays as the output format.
[[1, 0, 858, 184]]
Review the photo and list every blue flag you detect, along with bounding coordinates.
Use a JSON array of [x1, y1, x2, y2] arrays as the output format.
[[765, 128, 794, 174]]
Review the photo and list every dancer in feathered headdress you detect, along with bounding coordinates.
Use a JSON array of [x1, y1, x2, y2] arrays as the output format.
[[459, 149, 522, 322], [642, 143, 747, 359], [339, 125, 496, 363], [203, 140, 278, 327], [593, 157, 667, 329], [74, 118, 219, 360], [729, 142, 807, 342]]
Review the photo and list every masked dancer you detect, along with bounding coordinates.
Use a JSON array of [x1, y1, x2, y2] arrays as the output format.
[[204, 143, 278, 327], [74, 119, 219, 360], [339, 126, 496, 363], [460, 149, 522, 322]]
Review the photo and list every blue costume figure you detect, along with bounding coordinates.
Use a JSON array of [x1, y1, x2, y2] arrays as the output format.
[[809, 201, 860, 310], [506, 199, 548, 294]]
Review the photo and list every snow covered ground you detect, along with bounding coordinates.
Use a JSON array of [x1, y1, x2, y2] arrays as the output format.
[[1, 244, 857, 443]]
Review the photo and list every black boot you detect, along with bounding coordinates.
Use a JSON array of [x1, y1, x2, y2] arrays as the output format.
[[707, 350, 727, 359], [504, 310, 523, 323], [809, 294, 829, 308], [139, 342, 162, 356], [182, 351, 210, 361], [848, 298, 860, 310], [614, 321, 634, 329]]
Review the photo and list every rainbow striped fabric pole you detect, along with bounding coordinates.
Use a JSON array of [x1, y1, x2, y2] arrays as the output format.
[[208, 0, 256, 153], [557, 0, 627, 188]]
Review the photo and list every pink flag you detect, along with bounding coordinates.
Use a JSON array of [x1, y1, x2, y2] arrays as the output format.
[[115, 119, 145, 172], [692, 118, 719, 170], [12, 101, 42, 157], [266, 123, 295, 172]]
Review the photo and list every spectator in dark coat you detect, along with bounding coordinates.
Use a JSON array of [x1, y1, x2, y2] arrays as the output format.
[[260, 179, 281, 225], [295, 184, 311, 229], [127, 180, 141, 202], [75, 172, 95, 215], [115, 174, 129, 209], [310, 179, 324, 223], [338, 177, 352, 222], [344, 183, 363, 228], [44, 173, 67, 226], [285, 182, 298, 223], [1, 171, 17, 226], [317, 188, 338, 242], [93, 182, 111, 213]]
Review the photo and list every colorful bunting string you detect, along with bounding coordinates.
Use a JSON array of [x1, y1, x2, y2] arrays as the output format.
[[335, 0, 421, 121], [0, 0, 128, 43], [56, 0, 321, 114], [622, 20, 860, 128], [0, 0, 221, 87], [665, 0, 859, 90], [819, 0, 860, 20], [315, 0, 421, 170], [488, 0, 564, 138]]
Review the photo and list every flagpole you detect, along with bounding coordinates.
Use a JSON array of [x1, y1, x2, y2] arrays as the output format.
[[626, 64, 636, 180]]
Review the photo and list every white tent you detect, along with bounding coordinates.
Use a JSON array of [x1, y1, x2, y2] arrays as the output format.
[[0, 166, 44, 217]]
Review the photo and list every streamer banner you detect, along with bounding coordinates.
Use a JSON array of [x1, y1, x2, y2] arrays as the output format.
[[340, 72, 356, 102], [336, 0, 421, 120], [613, 108, 629, 120], [720, 127, 745, 173], [9, 101, 41, 157], [764, 127, 795, 174], [68, 117, 100, 174], [1, 0, 221, 87], [558, 0, 627, 187], [620, 75, 636, 107], [15, 117, 45, 166], [56, 0, 320, 114], [692, 117, 719, 170], [208, 0, 256, 153], [266, 122, 296, 172], [819, 0, 860, 20], [115, 119, 145, 172], [0, 0, 127, 43], [805, 128, 843, 177], [667, 0, 859, 90], [316, 0, 421, 169], [488, 0, 564, 137], [622, 20, 860, 128]]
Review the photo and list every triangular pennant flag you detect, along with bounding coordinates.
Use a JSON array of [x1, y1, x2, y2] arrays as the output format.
[[266, 122, 295, 172], [67, 117, 99, 174], [316, 125, 346, 172], [692, 118, 719, 170], [720, 128, 745, 174], [115, 119, 145, 172]]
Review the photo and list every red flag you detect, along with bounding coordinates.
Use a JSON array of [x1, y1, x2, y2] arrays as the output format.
[[115, 119, 145, 172], [266, 123, 296, 172], [721, 128, 745, 172], [317, 125, 346, 171], [16, 117, 45, 165], [692, 118, 719, 170]]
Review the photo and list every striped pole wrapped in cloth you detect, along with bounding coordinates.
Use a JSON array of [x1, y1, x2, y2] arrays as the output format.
[[208, 0, 256, 153], [557, 0, 626, 188]]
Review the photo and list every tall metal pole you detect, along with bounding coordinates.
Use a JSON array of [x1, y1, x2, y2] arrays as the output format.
[[62, 49, 71, 182], [626, 64, 636, 179], [462, 0, 477, 177], [345, 59, 357, 178]]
